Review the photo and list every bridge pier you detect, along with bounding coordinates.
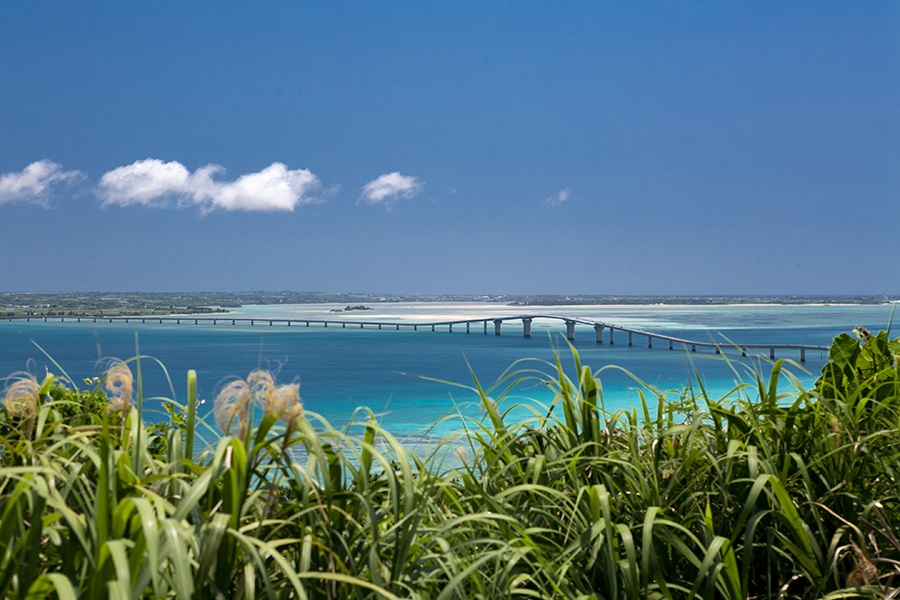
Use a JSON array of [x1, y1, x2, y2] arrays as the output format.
[[80, 313, 817, 361]]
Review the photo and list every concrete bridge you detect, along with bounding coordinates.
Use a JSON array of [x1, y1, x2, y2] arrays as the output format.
[[0, 313, 829, 362]]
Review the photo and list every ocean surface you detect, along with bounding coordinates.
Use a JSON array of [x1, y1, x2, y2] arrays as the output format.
[[1, 303, 895, 446]]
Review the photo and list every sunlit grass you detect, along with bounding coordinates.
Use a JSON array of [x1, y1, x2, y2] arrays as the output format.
[[0, 329, 897, 598]]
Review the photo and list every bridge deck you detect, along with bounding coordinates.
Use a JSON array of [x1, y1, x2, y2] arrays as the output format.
[[1, 313, 830, 358]]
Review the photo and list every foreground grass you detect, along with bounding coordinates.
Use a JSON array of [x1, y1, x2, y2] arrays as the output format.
[[0, 329, 899, 599]]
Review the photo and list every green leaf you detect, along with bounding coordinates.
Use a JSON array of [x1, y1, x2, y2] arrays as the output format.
[[23, 574, 77, 600]]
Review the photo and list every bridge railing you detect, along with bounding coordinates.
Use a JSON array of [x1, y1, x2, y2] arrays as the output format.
[[0, 313, 829, 361]]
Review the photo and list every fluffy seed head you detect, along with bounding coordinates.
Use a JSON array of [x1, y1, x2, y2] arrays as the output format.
[[272, 383, 303, 426], [247, 370, 276, 412], [481, 396, 499, 416], [105, 360, 133, 410], [4, 373, 39, 421], [214, 379, 251, 438]]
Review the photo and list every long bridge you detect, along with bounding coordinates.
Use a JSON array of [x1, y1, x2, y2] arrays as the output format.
[[1, 313, 829, 362]]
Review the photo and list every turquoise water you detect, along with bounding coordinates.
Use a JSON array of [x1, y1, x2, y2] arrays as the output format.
[[0, 303, 895, 442]]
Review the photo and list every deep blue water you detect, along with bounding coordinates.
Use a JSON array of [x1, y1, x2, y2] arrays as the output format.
[[0, 303, 895, 443]]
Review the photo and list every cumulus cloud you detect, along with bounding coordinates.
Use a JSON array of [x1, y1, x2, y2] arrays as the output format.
[[0, 160, 85, 207], [359, 172, 424, 206], [97, 159, 327, 212], [544, 188, 571, 207], [97, 159, 192, 207]]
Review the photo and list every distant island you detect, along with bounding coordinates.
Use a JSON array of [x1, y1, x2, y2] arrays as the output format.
[[330, 305, 374, 313], [0, 291, 895, 318]]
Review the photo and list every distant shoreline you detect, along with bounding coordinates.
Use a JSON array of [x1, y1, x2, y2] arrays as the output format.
[[506, 302, 885, 308], [2, 291, 895, 318]]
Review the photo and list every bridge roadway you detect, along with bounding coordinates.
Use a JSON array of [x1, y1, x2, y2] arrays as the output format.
[[1, 313, 829, 362]]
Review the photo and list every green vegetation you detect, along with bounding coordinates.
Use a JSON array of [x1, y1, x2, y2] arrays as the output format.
[[0, 329, 899, 598], [330, 306, 375, 313], [2, 291, 895, 319], [0, 292, 504, 316]]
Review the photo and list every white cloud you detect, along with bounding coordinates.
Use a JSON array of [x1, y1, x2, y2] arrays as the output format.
[[97, 159, 192, 207], [97, 159, 326, 212], [0, 160, 85, 207], [359, 172, 424, 206], [544, 188, 571, 207]]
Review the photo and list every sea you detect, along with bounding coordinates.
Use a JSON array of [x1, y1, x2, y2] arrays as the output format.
[[1, 303, 895, 448]]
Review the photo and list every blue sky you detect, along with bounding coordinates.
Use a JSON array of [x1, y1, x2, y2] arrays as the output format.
[[1, 2, 897, 295]]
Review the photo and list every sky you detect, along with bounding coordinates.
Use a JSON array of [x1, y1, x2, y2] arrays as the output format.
[[0, 1, 897, 296]]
